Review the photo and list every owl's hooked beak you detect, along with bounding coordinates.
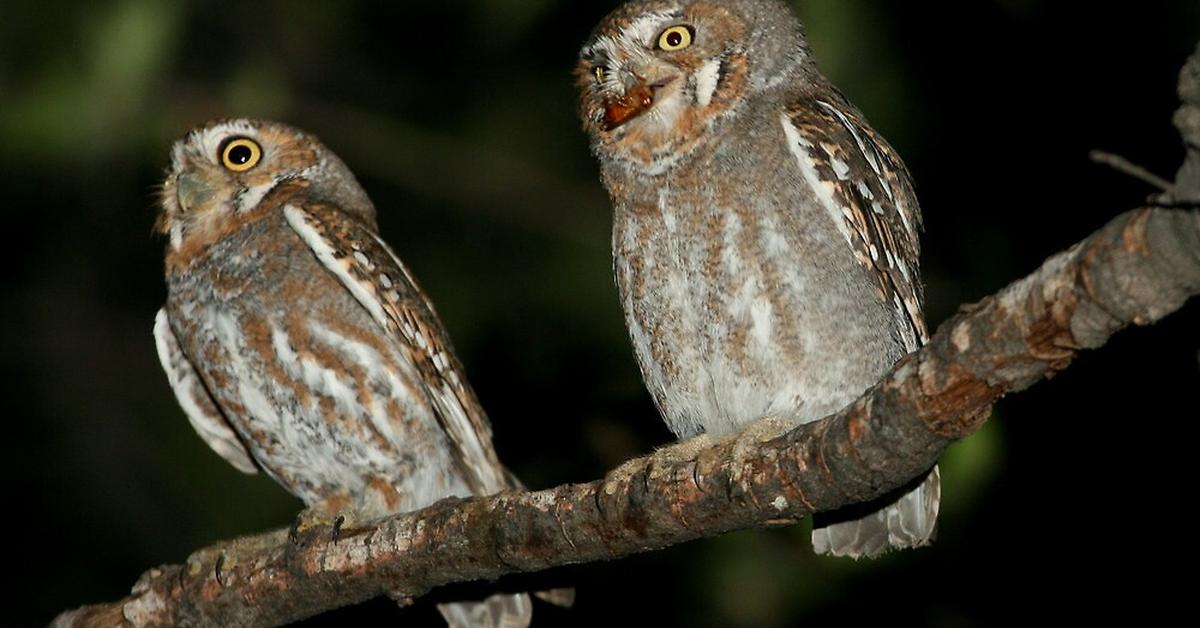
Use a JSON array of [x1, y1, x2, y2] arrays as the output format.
[[175, 172, 215, 214], [602, 76, 677, 131]]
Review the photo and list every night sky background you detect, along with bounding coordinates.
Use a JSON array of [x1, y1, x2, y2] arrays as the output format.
[[4, 1, 1198, 626]]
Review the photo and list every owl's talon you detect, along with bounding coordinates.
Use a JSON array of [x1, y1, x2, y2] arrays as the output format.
[[184, 545, 233, 583], [607, 434, 715, 485], [291, 509, 329, 537], [601, 456, 646, 495], [739, 416, 794, 443], [602, 442, 709, 493], [292, 498, 360, 543], [650, 433, 715, 472], [730, 417, 795, 465]]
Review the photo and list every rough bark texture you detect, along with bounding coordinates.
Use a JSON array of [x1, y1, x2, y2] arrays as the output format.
[[1165, 44, 1200, 205], [55, 46, 1200, 628]]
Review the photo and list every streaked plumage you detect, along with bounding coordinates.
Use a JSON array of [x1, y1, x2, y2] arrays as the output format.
[[153, 118, 535, 626], [578, 0, 939, 558]]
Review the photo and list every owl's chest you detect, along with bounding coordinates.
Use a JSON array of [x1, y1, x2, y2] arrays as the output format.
[[610, 160, 905, 436], [166, 219, 304, 311]]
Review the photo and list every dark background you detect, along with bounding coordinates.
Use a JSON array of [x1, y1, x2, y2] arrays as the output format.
[[4, 1, 1198, 626]]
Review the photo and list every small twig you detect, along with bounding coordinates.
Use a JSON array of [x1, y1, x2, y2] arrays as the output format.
[[1090, 149, 1174, 190], [1149, 196, 1200, 209]]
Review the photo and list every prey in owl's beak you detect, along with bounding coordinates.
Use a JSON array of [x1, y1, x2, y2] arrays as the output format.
[[603, 83, 655, 130], [602, 77, 677, 131]]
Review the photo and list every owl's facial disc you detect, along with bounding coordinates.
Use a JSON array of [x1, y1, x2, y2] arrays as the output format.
[[158, 119, 320, 250], [172, 136, 264, 214], [579, 3, 751, 164], [598, 22, 700, 131], [603, 76, 676, 130]]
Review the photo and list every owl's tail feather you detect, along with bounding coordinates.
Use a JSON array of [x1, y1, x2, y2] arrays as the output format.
[[437, 593, 533, 628], [533, 587, 576, 608], [811, 465, 940, 559]]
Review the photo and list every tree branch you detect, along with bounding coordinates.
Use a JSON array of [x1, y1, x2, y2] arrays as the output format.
[[56, 47, 1200, 628], [54, 206, 1200, 627], [1164, 44, 1200, 205]]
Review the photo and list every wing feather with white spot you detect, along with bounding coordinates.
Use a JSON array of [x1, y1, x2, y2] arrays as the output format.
[[154, 308, 259, 474], [784, 94, 938, 557], [283, 203, 511, 496], [783, 95, 928, 350]]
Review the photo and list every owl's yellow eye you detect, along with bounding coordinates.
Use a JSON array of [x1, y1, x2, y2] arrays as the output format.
[[594, 65, 607, 83], [220, 137, 262, 172], [657, 25, 694, 52]]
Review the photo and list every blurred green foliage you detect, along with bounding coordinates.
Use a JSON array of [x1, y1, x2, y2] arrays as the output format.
[[1, 1, 1197, 626]]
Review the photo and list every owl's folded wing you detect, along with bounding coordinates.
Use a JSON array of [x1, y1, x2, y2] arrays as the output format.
[[782, 96, 928, 350], [154, 308, 259, 474], [783, 94, 939, 557], [283, 202, 512, 496]]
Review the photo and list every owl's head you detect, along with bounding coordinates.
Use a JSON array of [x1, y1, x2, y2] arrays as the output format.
[[157, 119, 374, 252], [577, 0, 813, 170]]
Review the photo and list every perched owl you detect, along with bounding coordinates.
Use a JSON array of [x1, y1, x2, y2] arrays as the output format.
[[577, 0, 939, 558], [153, 119, 537, 626]]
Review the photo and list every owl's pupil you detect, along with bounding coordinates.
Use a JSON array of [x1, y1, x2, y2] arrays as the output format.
[[666, 32, 683, 47], [228, 145, 253, 165]]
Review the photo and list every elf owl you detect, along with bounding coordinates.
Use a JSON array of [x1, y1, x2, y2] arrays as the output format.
[[153, 119, 539, 626], [578, 0, 939, 558]]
